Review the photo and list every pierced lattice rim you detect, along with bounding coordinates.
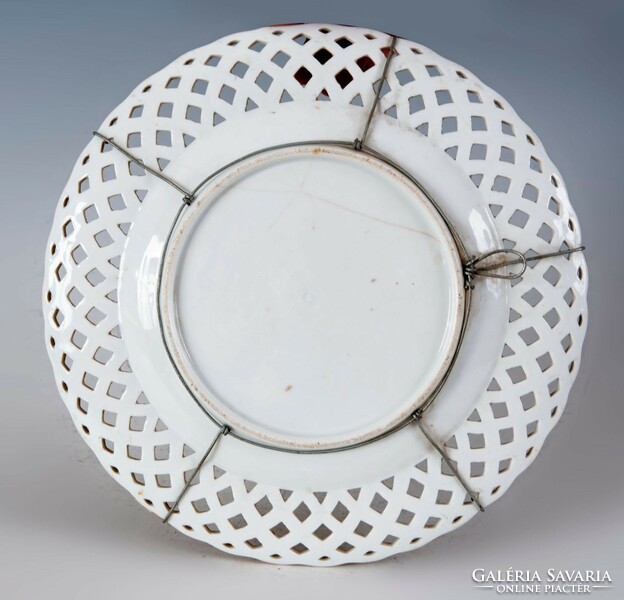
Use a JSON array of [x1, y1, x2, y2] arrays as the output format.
[[43, 23, 587, 565]]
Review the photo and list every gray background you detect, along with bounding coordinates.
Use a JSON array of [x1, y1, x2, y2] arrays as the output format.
[[1, 0, 622, 598]]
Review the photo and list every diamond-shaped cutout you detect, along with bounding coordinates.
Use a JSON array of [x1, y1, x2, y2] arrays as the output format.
[[219, 84, 236, 104], [313, 524, 333, 540], [254, 495, 273, 516], [270, 522, 290, 538], [255, 71, 273, 92], [354, 520, 372, 537], [313, 48, 333, 64], [396, 68, 414, 85], [230, 61, 249, 77], [335, 68, 353, 89], [294, 66, 312, 86], [335, 36, 353, 48], [356, 55, 375, 72], [370, 492, 388, 513], [293, 502, 311, 522], [228, 514, 248, 529], [271, 51, 290, 67], [331, 502, 349, 522], [293, 33, 309, 46]]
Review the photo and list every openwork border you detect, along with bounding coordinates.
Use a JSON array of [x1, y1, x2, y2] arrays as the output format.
[[44, 24, 588, 565]]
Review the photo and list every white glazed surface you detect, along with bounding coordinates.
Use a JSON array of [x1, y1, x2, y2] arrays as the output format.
[[120, 104, 506, 488], [162, 145, 465, 448], [43, 24, 587, 565]]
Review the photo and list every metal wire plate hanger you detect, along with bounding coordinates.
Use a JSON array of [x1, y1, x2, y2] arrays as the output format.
[[93, 34, 584, 521]]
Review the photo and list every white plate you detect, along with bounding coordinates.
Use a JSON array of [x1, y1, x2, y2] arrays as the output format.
[[44, 24, 587, 565]]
